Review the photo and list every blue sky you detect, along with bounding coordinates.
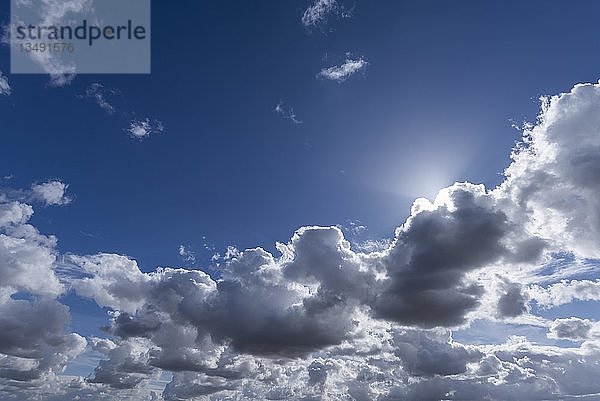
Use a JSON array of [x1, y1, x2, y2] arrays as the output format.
[[3, 1, 600, 400]]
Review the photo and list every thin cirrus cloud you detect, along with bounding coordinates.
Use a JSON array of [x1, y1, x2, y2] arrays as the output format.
[[318, 56, 368, 82], [2, 82, 600, 399]]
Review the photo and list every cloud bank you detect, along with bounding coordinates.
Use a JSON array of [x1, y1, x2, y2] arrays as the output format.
[[3, 82, 600, 399]]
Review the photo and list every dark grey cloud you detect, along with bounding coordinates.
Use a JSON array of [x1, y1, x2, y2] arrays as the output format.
[[392, 329, 482, 377], [88, 340, 154, 389], [373, 184, 512, 328], [548, 317, 594, 340], [496, 281, 529, 318]]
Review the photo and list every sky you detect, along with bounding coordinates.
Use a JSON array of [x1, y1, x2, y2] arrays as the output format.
[[3, 0, 600, 400]]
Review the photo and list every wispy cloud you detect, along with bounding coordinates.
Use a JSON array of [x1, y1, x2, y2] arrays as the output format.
[[79, 82, 165, 140], [4, 0, 95, 86], [178, 245, 196, 263], [301, 0, 338, 27], [83, 83, 117, 114], [318, 56, 368, 82], [275, 100, 302, 124]]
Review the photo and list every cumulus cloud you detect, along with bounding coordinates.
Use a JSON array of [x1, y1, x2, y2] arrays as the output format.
[[548, 317, 595, 340], [68, 254, 151, 314], [318, 57, 368, 82], [6, 81, 600, 399], [31, 180, 71, 206], [497, 84, 600, 258], [0, 196, 85, 396], [496, 281, 529, 318], [127, 118, 165, 139], [0, 71, 11, 96]]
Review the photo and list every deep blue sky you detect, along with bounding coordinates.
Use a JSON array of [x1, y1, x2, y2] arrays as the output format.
[[2, 0, 600, 272]]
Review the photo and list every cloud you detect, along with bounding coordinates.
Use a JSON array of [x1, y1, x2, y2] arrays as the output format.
[[5, 0, 94, 86], [0, 196, 85, 395], [372, 182, 545, 328], [497, 83, 600, 259], [0, 201, 33, 227], [127, 118, 165, 139], [83, 83, 117, 114], [88, 338, 155, 389], [68, 253, 151, 314], [0, 71, 11, 96], [496, 281, 529, 318], [178, 245, 196, 263], [301, 0, 338, 27], [548, 317, 594, 340], [31, 180, 71, 206], [318, 57, 368, 82], [78, 83, 166, 141], [529, 279, 600, 308], [6, 81, 600, 399], [275, 101, 302, 124]]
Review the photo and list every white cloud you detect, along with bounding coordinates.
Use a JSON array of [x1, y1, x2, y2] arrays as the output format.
[[497, 83, 600, 259], [5, 0, 95, 86], [0, 71, 11, 96], [529, 279, 600, 308], [83, 83, 117, 114], [0, 195, 85, 394], [318, 57, 368, 82], [178, 245, 196, 263], [127, 118, 165, 139], [68, 254, 151, 314], [3, 0, 95, 87], [275, 101, 302, 124], [31, 180, 71, 205], [301, 0, 338, 27], [0, 201, 33, 227]]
